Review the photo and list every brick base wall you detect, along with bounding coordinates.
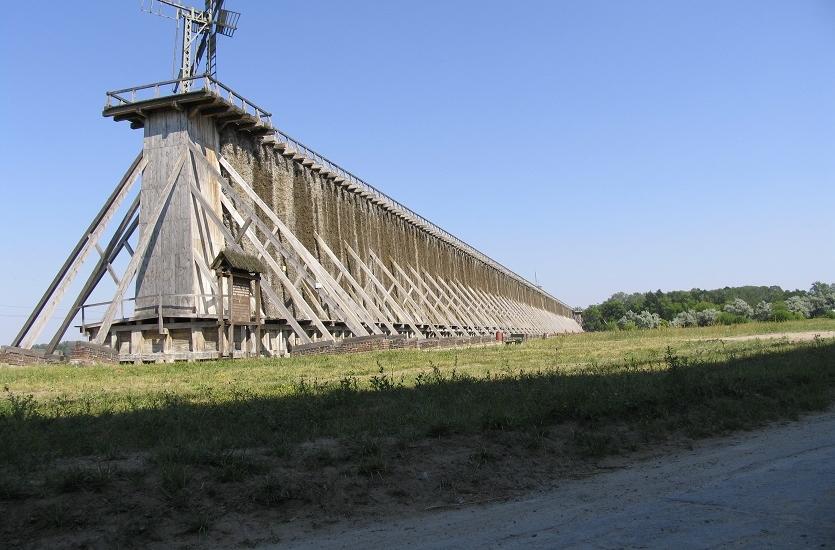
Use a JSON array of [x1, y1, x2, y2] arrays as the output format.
[[69, 342, 119, 365], [336, 335, 390, 353], [290, 340, 337, 356], [290, 334, 499, 357], [0, 346, 61, 366]]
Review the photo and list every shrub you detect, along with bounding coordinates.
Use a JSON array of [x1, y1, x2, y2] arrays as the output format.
[[617, 318, 637, 331], [753, 301, 772, 321], [786, 296, 812, 319], [696, 308, 720, 326], [603, 320, 620, 331], [670, 311, 697, 328], [719, 312, 749, 325], [770, 309, 796, 322], [723, 298, 753, 318], [618, 310, 662, 330], [808, 282, 835, 317]]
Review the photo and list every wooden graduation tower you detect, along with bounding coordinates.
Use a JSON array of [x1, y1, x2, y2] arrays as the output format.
[[10, 1, 581, 362]]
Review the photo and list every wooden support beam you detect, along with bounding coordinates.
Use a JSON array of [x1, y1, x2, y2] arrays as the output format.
[[434, 276, 491, 335], [497, 295, 535, 333], [445, 279, 494, 335], [94, 151, 185, 345], [406, 265, 467, 336], [367, 250, 442, 338], [452, 281, 501, 332], [44, 200, 140, 355], [494, 295, 528, 332], [235, 216, 253, 244], [344, 243, 424, 338], [472, 287, 512, 331], [212, 192, 324, 341], [194, 256, 220, 294], [315, 234, 396, 335], [221, 181, 370, 336], [421, 270, 480, 336], [391, 259, 452, 335], [95, 243, 121, 285], [489, 293, 520, 330], [184, 144, 327, 342], [16, 151, 146, 348], [217, 273, 226, 357]]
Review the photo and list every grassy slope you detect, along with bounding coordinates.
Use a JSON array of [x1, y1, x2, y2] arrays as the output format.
[[3, 319, 833, 403], [1, 319, 834, 464], [1, 320, 834, 547]]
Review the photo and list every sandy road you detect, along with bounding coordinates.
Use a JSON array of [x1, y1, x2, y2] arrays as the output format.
[[717, 330, 835, 343], [275, 411, 835, 549]]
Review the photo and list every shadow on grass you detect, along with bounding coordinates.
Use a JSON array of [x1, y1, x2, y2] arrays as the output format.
[[2, 342, 834, 470]]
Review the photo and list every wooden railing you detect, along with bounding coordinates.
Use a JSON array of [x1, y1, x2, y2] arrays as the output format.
[[105, 75, 273, 128]]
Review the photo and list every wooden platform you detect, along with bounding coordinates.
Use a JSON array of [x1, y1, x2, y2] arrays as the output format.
[[103, 89, 275, 137]]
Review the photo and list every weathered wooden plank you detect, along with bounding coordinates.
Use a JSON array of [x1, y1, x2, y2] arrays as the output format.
[[315, 233, 396, 335], [391, 259, 452, 335], [406, 265, 467, 336], [45, 201, 140, 354], [439, 278, 492, 334], [421, 270, 480, 336], [424, 271, 484, 335], [344, 242, 424, 338], [16, 151, 145, 348], [94, 151, 186, 345], [368, 250, 442, 337], [451, 281, 500, 331]]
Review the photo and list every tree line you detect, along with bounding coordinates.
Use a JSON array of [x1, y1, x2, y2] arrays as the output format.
[[581, 282, 835, 332]]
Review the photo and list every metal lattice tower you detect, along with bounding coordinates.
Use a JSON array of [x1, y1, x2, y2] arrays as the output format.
[[141, 0, 239, 92]]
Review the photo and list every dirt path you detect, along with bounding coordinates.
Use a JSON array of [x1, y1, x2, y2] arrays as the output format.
[[709, 330, 835, 343], [274, 410, 835, 549]]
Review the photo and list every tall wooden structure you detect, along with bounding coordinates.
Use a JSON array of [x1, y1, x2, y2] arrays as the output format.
[[9, 3, 581, 362]]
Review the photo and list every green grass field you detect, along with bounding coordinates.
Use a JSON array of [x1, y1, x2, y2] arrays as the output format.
[[2, 319, 834, 462], [1, 319, 834, 547]]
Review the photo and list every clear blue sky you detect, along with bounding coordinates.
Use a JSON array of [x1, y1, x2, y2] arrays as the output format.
[[1, 1, 834, 344]]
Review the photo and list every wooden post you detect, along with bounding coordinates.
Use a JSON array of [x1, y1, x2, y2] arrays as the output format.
[[130, 328, 142, 364], [254, 277, 262, 357], [217, 272, 225, 358]]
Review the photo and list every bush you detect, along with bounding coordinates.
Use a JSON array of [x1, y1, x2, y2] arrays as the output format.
[[770, 309, 796, 322], [786, 296, 812, 319], [618, 310, 662, 330], [808, 282, 835, 317], [696, 308, 720, 326], [617, 319, 637, 331], [670, 311, 697, 328], [753, 301, 772, 321], [724, 298, 753, 318], [719, 312, 749, 325]]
